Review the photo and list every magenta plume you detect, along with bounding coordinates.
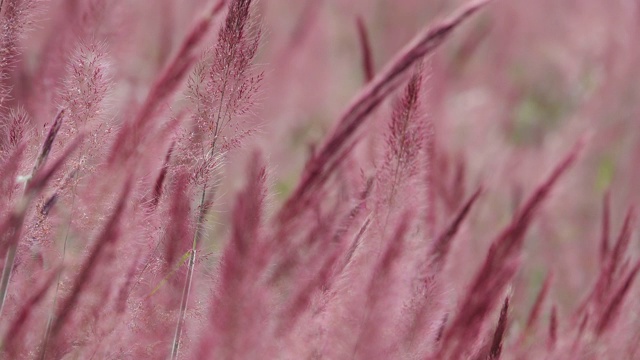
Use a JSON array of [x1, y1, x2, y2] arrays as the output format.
[[108, 1, 226, 166], [279, 0, 491, 222]]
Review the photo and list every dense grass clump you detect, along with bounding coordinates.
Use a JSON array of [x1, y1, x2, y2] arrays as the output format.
[[1, 0, 639, 359]]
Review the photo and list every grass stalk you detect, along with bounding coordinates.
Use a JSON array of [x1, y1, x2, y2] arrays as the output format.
[[0, 109, 65, 318], [169, 184, 208, 360], [39, 168, 80, 360]]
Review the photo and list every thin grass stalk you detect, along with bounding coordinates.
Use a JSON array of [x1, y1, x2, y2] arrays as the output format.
[[39, 168, 80, 360], [0, 109, 65, 318], [171, 0, 261, 354], [489, 296, 510, 359], [168, 38, 228, 357], [0, 241, 17, 319], [356, 16, 374, 83], [430, 187, 482, 269], [170, 184, 208, 360]]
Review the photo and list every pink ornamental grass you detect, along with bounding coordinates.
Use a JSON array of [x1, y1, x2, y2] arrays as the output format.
[[1, 0, 640, 359]]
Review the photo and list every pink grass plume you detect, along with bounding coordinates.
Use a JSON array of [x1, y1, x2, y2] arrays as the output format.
[[279, 0, 492, 222], [108, 0, 226, 166]]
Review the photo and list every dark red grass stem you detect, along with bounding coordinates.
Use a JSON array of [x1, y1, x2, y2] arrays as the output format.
[[595, 260, 640, 335], [488, 296, 509, 359], [356, 16, 374, 83], [600, 190, 611, 264], [575, 206, 636, 320], [149, 142, 175, 210], [31, 109, 65, 177], [608, 207, 635, 277], [430, 186, 482, 270], [548, 305, 558, 350]]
